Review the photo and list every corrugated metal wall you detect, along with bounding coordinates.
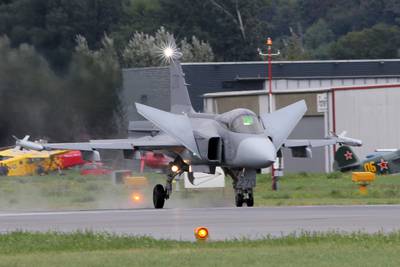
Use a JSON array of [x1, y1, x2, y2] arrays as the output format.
[[214, 96, 260, 114], [274, 77, 400, 92], [334, 86, 400, 158], [283, 116, 325, 173]]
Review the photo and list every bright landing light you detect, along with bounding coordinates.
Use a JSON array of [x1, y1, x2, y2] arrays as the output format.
[[171, 164, 179, 173], [164, 47, 174, 58]]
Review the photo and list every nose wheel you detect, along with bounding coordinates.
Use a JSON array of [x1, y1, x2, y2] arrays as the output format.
[[235, 191, 254, 207], [246, 193, 254, 207], [225, 168, 256, 208], [153, 184, 166, 209], [235, 193, 244, 207]]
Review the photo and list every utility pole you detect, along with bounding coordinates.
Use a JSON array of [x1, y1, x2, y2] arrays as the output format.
[[258, 37, 280, 191]]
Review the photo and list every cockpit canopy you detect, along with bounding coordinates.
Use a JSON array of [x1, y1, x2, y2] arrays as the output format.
[[216, 109, 264, 134]]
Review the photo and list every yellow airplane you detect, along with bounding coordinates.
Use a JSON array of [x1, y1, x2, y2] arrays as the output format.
[[0, 148, 68, 176], [0, 136, 70, 176]]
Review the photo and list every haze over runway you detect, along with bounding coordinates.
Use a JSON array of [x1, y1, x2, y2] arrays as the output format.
[[1, 205, 399, 241]]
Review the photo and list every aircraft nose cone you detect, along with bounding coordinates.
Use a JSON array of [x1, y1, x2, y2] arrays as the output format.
[[233, 137, 276, 168]]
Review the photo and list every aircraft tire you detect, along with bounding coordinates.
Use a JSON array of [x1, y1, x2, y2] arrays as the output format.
[[235, 193, 244, 207], [246, 194, 254, 207], [153, 184, 166, 209]]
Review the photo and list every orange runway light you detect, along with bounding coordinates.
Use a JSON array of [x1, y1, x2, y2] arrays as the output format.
[[194, 226, 209, 241], [131, 192, 142, 203]]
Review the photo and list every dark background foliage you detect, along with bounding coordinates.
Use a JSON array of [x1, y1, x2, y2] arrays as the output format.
[[0, 0, 399, 145]]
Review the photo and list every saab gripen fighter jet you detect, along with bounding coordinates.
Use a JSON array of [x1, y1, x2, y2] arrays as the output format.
[[15, 46, 362, 208], [335, 145, 400, 175]]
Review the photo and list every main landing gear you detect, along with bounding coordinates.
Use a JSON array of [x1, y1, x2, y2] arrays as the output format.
[[152, 157, 189, 209], [153, 184, 166, 209], [152, 173, 175, 209], [152, 160, 257, 209]]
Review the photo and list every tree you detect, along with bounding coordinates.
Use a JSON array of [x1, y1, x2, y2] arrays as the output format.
[[155, 0, 269, 61], [297, 0, 335, 27], [330, 24, 400, 59], [65, 34, 123, 139], [0, 0, 124, 69], [280, 26, 309, 60], [0, 36, 62, 144], [112, 0, 161, 50], [122, 27, 214, 68], [304, 19, 334, 50], [180, 36, 215, 62], [304, 19, 334, 59], [0, 33, 123, 145]]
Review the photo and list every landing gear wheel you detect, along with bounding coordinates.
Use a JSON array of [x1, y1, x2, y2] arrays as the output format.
[[153, 184, 166, 209], [246, 193, 254, 207], [235, 193, 244, 207]]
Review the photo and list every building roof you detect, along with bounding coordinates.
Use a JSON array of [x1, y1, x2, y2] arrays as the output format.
[[122, 59, 400, 113], [181, 59, 400, 110], [202, 83, 400, 98]]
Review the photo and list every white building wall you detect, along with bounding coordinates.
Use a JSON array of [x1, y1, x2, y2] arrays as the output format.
[[334, 87, 400, 158], [274, 77, 400, 92]]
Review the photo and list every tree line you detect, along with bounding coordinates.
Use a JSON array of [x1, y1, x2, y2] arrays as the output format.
[[0, 0, 399, 145]]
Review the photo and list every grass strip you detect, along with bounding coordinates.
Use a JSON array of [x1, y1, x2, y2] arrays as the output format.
[[1, 231, 400, 267], [1, 230, 400, 254]]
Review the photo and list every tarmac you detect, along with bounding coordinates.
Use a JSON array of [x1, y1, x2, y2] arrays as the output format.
[[1, 205, 400, 241]]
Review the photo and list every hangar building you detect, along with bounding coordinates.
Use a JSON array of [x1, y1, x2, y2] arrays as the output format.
[[121, 59, 400, 173]]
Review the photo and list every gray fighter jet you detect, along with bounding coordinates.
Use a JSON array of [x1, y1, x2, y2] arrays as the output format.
[[15, 47, 361, 208]]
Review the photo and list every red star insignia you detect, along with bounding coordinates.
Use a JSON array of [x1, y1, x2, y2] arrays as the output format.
[[377, 159, 389, 171], [344, 151, 353, 160]]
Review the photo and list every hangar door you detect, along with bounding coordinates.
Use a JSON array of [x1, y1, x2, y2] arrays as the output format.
[[276, 93, 326, 173], [334, 86, 400, 159], [282, 116, 325, 173]]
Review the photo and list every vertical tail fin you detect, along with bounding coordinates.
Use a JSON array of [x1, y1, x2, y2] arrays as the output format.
[[170, 60, 194, 114], [334, 146, 360, 171]]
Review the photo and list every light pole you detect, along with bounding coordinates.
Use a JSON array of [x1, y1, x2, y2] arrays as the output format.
[[258, 38, 280, 113], [258, 37, 280, 191]]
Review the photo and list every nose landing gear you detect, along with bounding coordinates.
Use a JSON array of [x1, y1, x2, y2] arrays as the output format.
[[235, 190, 254, 207], [225, 168, 256, 207]]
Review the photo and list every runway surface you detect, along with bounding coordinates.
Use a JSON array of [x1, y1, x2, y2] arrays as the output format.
[[1, 205, 400, 241]]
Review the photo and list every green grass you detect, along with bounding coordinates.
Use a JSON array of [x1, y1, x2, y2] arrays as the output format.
[[1, 170, 400, 210], [0, 231, 400, 266], [254, 172, 400, 206]]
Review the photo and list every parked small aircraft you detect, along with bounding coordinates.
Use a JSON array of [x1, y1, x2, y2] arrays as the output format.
[[15, 44, 361, 208], [335, 145, 400, 175], [0, 136, 84, 176]]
